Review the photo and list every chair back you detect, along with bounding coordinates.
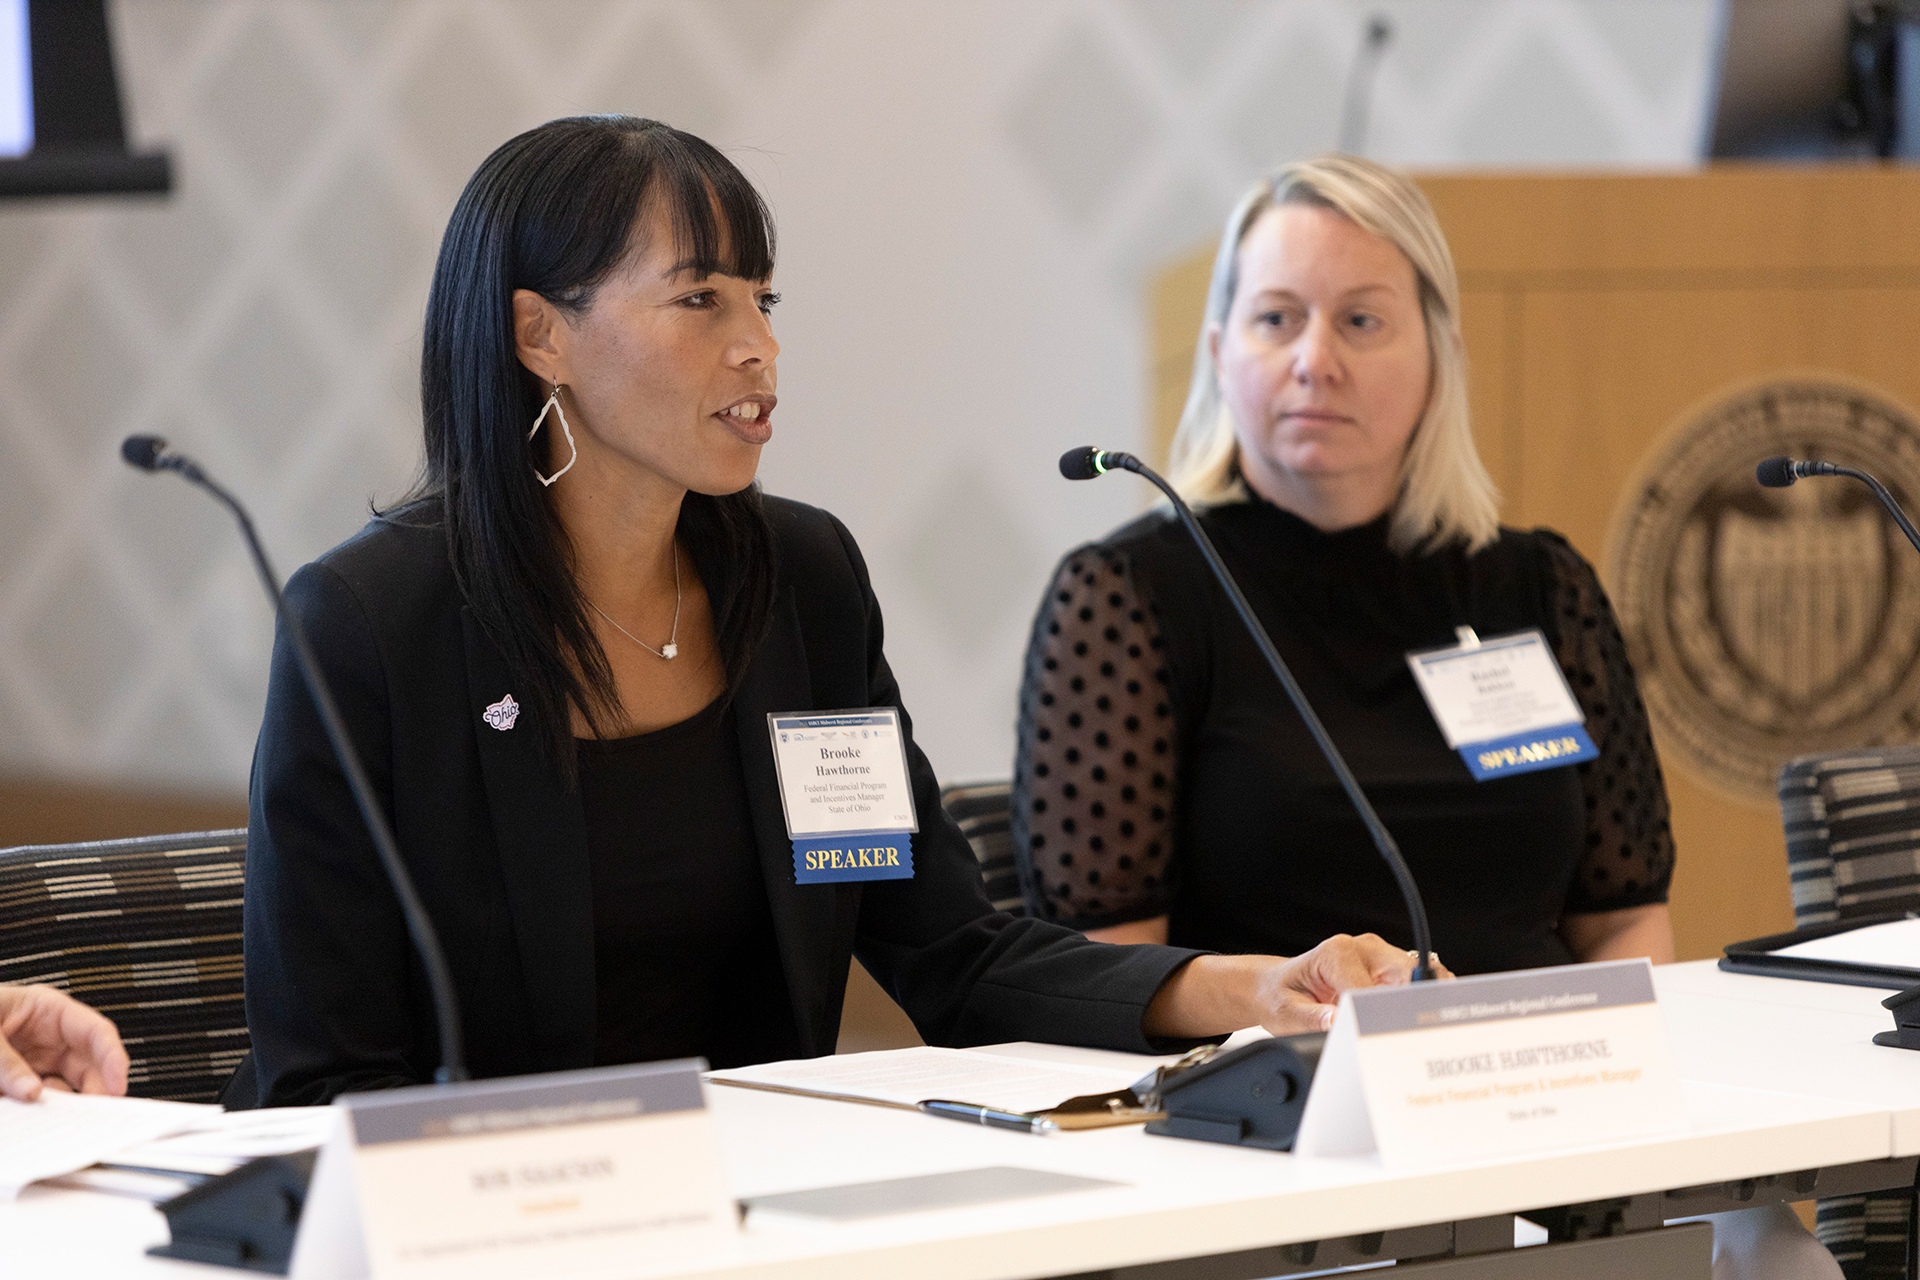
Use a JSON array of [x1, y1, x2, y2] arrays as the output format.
[[1778, 747, 1920, 928], [939, 782, 1024, 917], [0, 829, 248, 1102], [1775, 749, 1920, 1279]]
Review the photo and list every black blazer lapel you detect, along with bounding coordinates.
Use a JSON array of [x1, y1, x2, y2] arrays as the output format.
[[461, 608, 596, 1072], [735, 587, 860, 1055]]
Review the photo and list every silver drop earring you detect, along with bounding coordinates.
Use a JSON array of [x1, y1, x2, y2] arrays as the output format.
[[529, 380, 577, 486]]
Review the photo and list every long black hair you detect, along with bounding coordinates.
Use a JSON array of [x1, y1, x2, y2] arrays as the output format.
[[413, 116, 778, 773]]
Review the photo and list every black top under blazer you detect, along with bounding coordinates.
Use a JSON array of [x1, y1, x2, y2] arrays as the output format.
[[240, 495, 1201, 1107]]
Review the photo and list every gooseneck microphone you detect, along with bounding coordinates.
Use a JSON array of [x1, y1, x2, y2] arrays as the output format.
[[122, 434, 469, 1085], [1058, 447, 1436, 981], [1757, 455, 1920, 557]]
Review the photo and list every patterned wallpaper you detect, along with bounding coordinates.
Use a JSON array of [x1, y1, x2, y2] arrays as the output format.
[[0, 0, 1714, 793]]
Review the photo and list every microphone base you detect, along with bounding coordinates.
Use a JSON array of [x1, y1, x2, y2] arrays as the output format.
[[147, 1149, 318, 1275], [1876, 982, 1920, 1051], [1143, 1035, 1324, 1151]]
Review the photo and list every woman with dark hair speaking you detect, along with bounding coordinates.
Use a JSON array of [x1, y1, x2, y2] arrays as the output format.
[[237, 117, 1422, 1107]]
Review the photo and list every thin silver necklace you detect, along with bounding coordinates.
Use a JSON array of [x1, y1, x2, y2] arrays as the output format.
[[586, 546, 681, 661]]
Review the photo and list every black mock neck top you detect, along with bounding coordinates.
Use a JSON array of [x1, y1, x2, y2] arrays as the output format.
[[578, 695, 796, 1069], [1012, 496, 1674, 976]]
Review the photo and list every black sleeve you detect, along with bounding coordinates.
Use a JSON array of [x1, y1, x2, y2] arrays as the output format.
[[821, 517, 1209, 1054], [1538, 533, 1677, 913], [242, 562, 424, 1105], [1012, 544, 1179, 929]]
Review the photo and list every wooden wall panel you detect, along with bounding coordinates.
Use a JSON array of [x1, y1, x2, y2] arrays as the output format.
[[1146, 252, 1214, 468], [0, 776, 247, 848], [1458, 289, 1517, 504], [1511, 287, 1920, 533], [1506, 283, 1920, 960], [1148, 168, 1920, 963], [1421, 168, 1920, 276]]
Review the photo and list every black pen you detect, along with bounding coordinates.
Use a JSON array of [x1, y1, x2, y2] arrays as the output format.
[[918, 1100, 1059, 1134]]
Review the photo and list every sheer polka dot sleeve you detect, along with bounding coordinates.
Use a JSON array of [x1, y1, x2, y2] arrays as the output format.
[[1539, 534, 1676, 913], [1012, 546, 1179, 929]]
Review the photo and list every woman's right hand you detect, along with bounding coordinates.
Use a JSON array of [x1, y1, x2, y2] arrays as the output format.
[[0, 984, 129, 1101]]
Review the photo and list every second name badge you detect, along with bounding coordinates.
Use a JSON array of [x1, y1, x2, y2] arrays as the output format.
[[1405, 628, 1598, 782], [768, 709, 918, 884]]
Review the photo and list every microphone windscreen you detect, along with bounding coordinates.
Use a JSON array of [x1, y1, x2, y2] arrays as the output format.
[[1059, 447, 1104, 481], [1755, 456, 1797, 488], [122, 435, 168, 471]]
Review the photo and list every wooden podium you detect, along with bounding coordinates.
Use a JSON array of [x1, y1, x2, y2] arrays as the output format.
[[1149, 167, 1920, 962]]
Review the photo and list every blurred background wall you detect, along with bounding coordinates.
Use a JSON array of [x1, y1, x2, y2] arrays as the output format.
[[0, 0, 1716, 840]]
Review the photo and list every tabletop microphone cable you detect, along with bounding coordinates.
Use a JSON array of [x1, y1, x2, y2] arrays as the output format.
[[122, 433, 469, 1084], [1060, 446, 1436, 981]]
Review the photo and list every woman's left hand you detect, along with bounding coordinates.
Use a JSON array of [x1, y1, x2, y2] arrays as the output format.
[[1143, 934, 1454, 1040], [1248, 934, 1456, 1034]]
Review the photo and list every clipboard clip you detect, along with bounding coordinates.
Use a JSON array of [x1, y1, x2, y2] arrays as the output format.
[[1130, 1036, 1326, 1151], [1128, 1043, 1223, 1110]]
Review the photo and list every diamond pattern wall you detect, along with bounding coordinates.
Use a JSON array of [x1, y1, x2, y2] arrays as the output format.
[[0, 0, 1714, 794], [1006, 24, 1160, 225]]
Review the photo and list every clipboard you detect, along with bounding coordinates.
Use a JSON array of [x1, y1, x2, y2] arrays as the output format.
[[1719, 910, 1920, 989]]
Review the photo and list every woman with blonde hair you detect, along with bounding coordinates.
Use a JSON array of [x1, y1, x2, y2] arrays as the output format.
[[1016, 162, 1849, 1278], [1013, 155, 1677, 975]]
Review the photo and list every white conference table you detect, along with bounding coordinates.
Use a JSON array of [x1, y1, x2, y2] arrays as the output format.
[[1655, 961, 1920, 1155], [6, 959, 1918, 1280]]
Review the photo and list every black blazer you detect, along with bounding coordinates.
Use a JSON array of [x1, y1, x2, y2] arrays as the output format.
[[239, 496, 1200, 1106]]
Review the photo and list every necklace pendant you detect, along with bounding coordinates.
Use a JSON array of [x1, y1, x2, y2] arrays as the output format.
[[662, 643, 678, 660]]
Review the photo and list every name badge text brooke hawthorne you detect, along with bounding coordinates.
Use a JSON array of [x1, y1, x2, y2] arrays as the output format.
[[768, 709, 918, 884]]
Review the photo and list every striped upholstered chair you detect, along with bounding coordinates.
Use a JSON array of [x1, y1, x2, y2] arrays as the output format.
[[939, 781, 1024, 917], [1777, 748, 1920, 1279], [0, 829, 249, 1103]]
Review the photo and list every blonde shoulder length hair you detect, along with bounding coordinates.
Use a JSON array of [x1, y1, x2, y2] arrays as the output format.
[[1167, 154, 1500, 554]]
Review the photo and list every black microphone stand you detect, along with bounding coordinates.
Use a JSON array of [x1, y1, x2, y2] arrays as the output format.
[[123, 437, 468, 1084], [1062, 448, 1436, 981], [1757, 457, 1920, 557], [1756, 454, 1920, 1055]]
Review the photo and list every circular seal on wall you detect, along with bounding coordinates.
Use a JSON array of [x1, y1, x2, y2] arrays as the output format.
[[1608, 375, 1920, 800]]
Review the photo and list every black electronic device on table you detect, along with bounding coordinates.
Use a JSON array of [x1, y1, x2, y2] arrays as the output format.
[[1721, 918, 1920, 1051], [1719, 911, 1920, 992]]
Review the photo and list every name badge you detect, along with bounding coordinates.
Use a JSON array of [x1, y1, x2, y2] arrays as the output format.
[[289, 1061, 738, 1280], [768, 708, 918, 884], [1293, 959, 1685, 1169], [1405, 628, 1598, 781]]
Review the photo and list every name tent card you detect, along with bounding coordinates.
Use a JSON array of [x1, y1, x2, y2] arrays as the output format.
[[289, 1061, 736, 1280], [768, 709, 918, 884], [1294, 960, 1685, 1169], [1405, 628, 1598, 781]]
